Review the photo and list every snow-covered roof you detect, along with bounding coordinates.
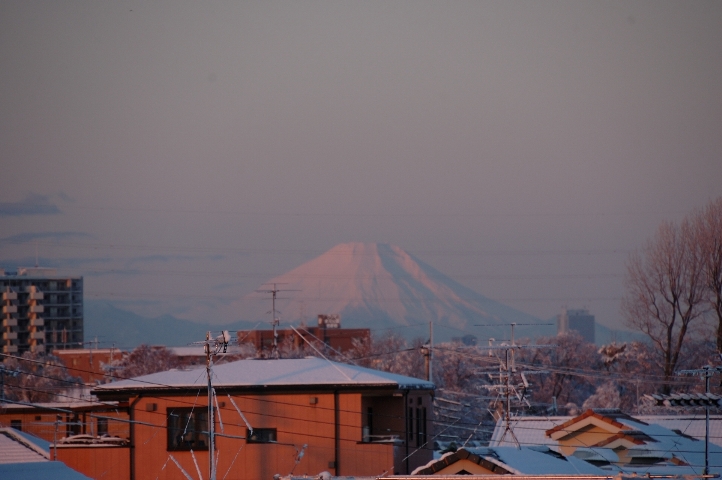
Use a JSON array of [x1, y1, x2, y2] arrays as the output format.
[[489, 414, 722, 448], [93, 357, 434, 396], [1, 400, 119, 411], [412, 446, 606, 476], [636, 414, 722, 447], [488, 416, 565, 448], [490, 411, 722, 475]]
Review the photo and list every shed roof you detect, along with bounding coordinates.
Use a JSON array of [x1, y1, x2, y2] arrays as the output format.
[[93, 357, 434, 396], [0, 462, 93, 480], [0, 430, 47, 464]]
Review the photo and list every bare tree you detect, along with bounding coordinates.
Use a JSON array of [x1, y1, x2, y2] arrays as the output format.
[[110, 345, 180, 379], [2, 352, 81, 403], [622, 220, 708, 393], [518, 332, 599, 408], [690, 197, 722, 352]]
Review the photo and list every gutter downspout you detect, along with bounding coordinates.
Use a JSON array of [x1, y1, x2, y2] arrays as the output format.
[[404, 390, 409, 475], [334, 390, 340, 476], [129, 395, 143, 480]]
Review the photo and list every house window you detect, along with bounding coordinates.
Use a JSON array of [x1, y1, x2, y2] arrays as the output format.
[[67, 414, 82, 436], [10, 420, 21, 431], [416, 407, 427, 446], [247, 428, 277, 443], [97, 418, 108, 436], [407, 406, 414, 444], [167, 408, 208, 451]]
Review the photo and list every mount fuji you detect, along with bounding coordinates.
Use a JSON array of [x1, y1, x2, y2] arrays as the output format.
[[237, 243, 553, 342]]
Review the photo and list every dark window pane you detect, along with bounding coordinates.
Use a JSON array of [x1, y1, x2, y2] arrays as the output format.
[[247, 428, 277, 444], [167, 408, 209, 451]]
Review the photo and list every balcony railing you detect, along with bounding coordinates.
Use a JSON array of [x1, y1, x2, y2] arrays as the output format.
[[2, 318, 17, 327]]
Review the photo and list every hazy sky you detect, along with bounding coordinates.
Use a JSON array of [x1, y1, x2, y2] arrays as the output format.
[[1, 1, 721, 332]]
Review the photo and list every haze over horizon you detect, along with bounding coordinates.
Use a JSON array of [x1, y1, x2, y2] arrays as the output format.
[[1, 2, 721, 335]]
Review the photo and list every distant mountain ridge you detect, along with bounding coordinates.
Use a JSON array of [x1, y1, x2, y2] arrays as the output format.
[[84, 300, 253, 349], [86, 243, 644, 347], [237, 243, 550, 341]]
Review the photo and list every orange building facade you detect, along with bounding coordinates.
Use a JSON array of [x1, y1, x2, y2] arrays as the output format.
[[238, 326, 371, 356], [92, 357, 434, 480], [0, 401, 130, 480], [53, 348, 120, 384]]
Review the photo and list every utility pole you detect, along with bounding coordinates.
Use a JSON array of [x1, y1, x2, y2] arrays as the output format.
[[193, 330, 232, 480], [475, 323, 554, 449], [676, 364, 722, 476], [206, 331, 215, 480], [421, 321, 433, 382], [54, 414, 61, 461]]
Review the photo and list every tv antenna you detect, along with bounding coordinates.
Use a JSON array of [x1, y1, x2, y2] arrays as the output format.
[[256, 283, 299, 358], [475, 323, 554, 448]]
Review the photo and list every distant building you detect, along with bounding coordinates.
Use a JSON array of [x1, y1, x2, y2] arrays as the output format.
[[0, 268, 83, 354], [52, 348, 119, 384], [557, 308, 594, 344], [238, 315, 370, 356]]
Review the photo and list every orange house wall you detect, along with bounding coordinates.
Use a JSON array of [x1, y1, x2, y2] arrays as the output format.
[[57, 446, 130, 480], [0, 409, 130, 443], [130, 391, 395, 480], [337, 393, 395, 476]]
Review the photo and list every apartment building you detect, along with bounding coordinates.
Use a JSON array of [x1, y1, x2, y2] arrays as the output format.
[[0, 268, 83, 354]]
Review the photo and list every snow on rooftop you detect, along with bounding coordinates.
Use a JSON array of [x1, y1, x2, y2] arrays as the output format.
[[489, 446, 605, 475], [489, 414, 722, 448], [489, 413, 722, 475], [488, 416, 566, 448], [94, 356, 434, 392]]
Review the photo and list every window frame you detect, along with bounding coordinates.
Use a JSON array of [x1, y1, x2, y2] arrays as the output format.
[[246, 427, 277, 444], [167, 408, 209, 451]]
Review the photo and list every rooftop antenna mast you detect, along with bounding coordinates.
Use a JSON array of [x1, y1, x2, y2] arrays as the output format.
[[475, 323, 553, 448], [256, 283, 299, 358]]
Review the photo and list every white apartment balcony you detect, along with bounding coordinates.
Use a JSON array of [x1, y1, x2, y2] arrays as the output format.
[[29, 292, 44, 300], [2, 318, 17, 327], [29, 305, 44, 313], [29, 318, 44, 327], [3, 331, 17, 340], [2, 344, 18, 353], [30, 331, 45, 340], [2, 305, 17, 314], [2, 291, 17, 301]]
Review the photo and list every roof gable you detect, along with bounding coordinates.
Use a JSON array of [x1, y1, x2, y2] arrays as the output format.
[[412, 447, 605, 476], [547, 409, 634, 440]]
